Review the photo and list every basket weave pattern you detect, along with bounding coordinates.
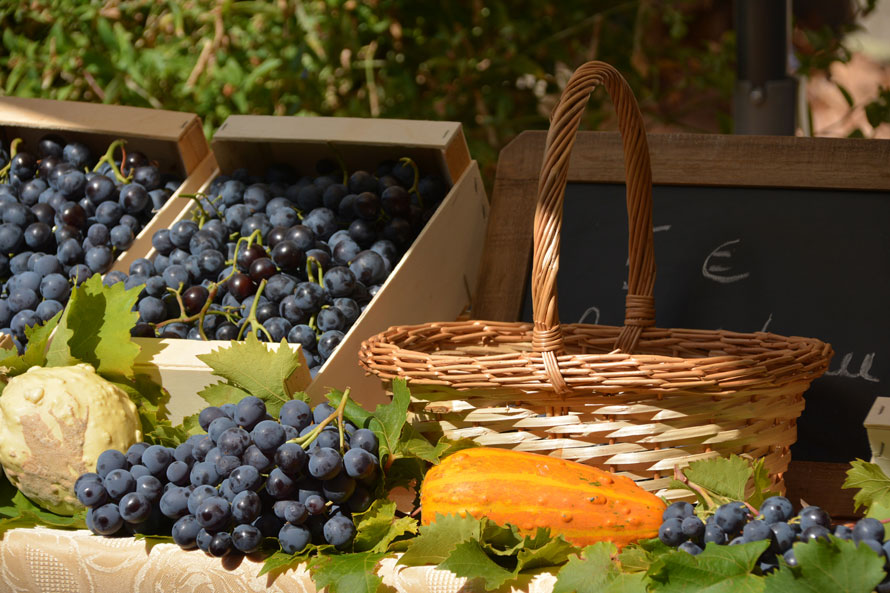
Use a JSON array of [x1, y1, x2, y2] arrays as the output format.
[[359, 62, 832, 496]]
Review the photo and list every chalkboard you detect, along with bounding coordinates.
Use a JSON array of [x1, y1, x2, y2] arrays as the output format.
[[475, 131, 890, 464], [516, 183, 889, 462]]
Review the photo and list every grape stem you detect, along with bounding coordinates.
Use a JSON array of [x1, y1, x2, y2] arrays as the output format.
[[399, 157, 423, 208], [93, 139, 133, 184], [0, 138, 23, 181], [181, 192, 224, 226], [154, 282, 219, 340], [236, 278, 273, 341], [306, 256, 324, 286], [290, 388, 351, 450]]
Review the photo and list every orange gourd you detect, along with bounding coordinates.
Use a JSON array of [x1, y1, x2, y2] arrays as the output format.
[[420, 447, 666, 548]]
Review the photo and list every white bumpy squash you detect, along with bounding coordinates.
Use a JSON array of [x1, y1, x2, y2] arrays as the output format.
[[0, 364, 142, 514]]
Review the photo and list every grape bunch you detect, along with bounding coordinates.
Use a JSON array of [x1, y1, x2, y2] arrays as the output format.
[[0, 135, 181, 351], [126, 158, 448, 376], [75, 394, 382, 558], [659, 497, 890, 578]]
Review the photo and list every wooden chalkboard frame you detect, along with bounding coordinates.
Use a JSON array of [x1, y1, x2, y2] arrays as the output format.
[[472, 130, 890, 519], [474, 131, 890, 322]]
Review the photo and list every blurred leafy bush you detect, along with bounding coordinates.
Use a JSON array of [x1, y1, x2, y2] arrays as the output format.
[[0, 0, 734, 174], [0, 0, 885, 177]]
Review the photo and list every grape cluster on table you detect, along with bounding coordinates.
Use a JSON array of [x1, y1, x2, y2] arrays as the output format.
[[74, 396, 381, 557], [660, 496, 890, 582], [0, 135, 180, 350], [127, 158, 448, 376]]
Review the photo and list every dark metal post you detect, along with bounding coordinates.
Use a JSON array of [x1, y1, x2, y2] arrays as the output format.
[[733, 0, 796, 135]]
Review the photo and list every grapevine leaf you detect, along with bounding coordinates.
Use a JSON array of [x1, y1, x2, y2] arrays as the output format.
[[44, 286, 77, 368], [682, 455, 753, 502], [58, 274, 141, 379], [748, 457, 781, 509], [393, 423, 439, 463], [327, 388, 373, 428], [842, 459, 890, 511], [619, 539, 674, 575], [197, 383, 252, 408], [647, 541, 768, 593], [0, 490, 87, 535], [516, 534, 578, 572], [0, 310, 64, 377], [178, 413, 203, 436], [132, 532, 175, 552], [866, 500, 890, 521], [433, 436, 479, 461], [398, 512, 482, 566], [555, 542, 649, 593], [352, 499, 418, 553], [480, 520, 523, 553], [383, 457, 425, 499], [437, 539, 517, 591], [368, 378, 410, 465], [20, 310, 62, 369], [763, 538, 885, 593], [197, 335, 304, 415], [258, 549, 313, 577], [309, 551, 390, 593]]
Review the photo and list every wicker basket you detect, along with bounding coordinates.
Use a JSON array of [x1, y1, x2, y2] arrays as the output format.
[[358, 61, 833, 497]]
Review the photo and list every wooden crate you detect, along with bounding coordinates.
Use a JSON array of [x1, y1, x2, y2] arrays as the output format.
[[132, 338, 311, 425], [133, 115, 488, 410], [0, 96, 216, 274]]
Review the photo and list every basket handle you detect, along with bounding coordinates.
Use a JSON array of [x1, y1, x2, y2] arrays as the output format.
[[531, 61, 655, 393]]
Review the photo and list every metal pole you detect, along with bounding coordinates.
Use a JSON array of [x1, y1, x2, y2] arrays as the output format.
[[733, 0, 797, 135]]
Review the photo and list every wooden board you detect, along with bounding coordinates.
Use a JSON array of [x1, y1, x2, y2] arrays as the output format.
[[133, 115, 488, 410], [212, 115, 471, 186], [475, 131, 890, 322], [0, 96, 215, 275], [474, 131, 890, 464]]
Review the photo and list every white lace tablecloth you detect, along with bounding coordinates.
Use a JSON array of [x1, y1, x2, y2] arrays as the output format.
[[0, 528, 558, 593]]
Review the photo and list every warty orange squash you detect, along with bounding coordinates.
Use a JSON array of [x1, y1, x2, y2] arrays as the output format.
[[420, 447, 666, 548]]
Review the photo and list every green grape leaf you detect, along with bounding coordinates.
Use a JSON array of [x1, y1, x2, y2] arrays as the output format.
[[368, 378, 410, 466], [647, 541, 769, 593], [197, 383, 252, 408], [398, 513, 482, 566], [132, 532, 175, 553], [43, 288, 77, 369], [56, 274, 141, 379], [327, 388, 373, 428], [682, 455, 752, 502], [763, 538, 885, 593], [554, 542, 648, 593], [437, 539, 517, 591], [352, 499, 418, 553], [197, 335, 303, 416], [309, 551, 391, 593], [0, 489, 87, 537], [258, 549, 314, 577], [20, 310, 62, 369], [515, 533, 578, 572], [433, 436, 479, 461], [619, 538, 674, 573], [393, 423, 439, 463], [842, 459, 890, 511], [0, 310, 64, 377]]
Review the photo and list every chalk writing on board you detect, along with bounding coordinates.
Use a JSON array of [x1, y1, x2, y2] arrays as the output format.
[[578, 306, 601, 324], [623, 225, 673, 290], [702, 239, 751, 284], [761, 314, 773, 332], [825, 352, 880, 383]]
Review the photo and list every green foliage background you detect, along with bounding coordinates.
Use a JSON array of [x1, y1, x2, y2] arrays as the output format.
[[0, 0, 885, 176]]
